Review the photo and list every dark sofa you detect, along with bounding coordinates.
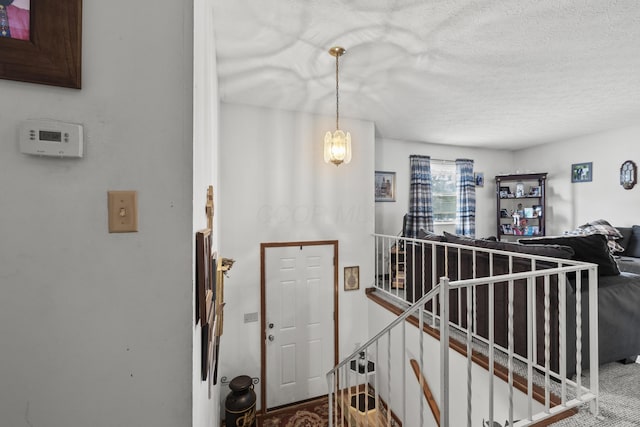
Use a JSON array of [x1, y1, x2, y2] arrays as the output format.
[[404, 226, 640, 377]]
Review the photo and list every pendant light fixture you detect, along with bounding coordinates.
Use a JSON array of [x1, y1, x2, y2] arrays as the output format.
[[324, 46, 352, 166]]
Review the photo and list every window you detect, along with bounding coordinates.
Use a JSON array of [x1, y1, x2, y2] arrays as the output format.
[[431, 161, 456, 223]]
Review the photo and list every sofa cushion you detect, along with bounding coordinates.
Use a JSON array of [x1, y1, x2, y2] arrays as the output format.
[[625, 225, 640, 258], [519, 233, 620, 276], [443, 232, 574, 259], [417, 229, 445, 242], [617, 227, 633, 255], [617, 257, 640, 275]]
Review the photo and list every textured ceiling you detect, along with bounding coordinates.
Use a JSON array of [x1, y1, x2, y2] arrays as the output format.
[[212, 1, 640, 149]]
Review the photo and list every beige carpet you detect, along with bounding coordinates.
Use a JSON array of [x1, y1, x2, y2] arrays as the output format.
[[550, 361, 640, 426]]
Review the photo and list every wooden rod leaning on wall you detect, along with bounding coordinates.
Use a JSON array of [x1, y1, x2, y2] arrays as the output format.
[[410, 358, 441, 426]]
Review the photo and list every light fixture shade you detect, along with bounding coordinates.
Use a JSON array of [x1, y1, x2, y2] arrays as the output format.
[[324, 129, 352, 166]]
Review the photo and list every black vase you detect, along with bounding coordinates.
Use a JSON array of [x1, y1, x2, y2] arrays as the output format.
[[225, 375, 256, 427]]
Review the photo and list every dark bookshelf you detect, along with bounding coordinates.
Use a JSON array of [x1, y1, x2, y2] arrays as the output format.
[[495, 173, 547, 241]]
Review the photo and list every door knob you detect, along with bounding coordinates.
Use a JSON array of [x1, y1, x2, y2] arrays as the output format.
[[268, 335, 275, 342]]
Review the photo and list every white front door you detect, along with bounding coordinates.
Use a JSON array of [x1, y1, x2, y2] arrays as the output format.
[[265, 244, 335, 409]]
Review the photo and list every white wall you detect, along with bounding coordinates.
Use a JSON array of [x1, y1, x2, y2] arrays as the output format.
[[193, 0, 221, 425], [513, 125, 640, 235], [375, 137, 514, 238], [0, 1, 194, 426], [218, 103, 375, 411]]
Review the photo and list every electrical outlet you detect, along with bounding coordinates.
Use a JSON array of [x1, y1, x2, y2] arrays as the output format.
[[108, 191, 138, 233]]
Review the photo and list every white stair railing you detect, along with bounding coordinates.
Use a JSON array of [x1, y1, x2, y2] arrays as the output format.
[[327, 282, 445, 427], [326, 234, 600, 427]]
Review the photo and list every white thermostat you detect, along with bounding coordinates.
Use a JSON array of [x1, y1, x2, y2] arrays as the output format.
[[19, 119, 84, 158]]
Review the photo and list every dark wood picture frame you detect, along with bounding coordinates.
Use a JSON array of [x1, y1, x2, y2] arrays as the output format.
[[0, 0, 82, 88], [195, 229, 211, 326], [200, 322, 209, 381]]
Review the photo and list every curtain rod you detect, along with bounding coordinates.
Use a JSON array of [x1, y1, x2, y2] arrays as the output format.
[[432, 158, 473, 163], [411, 156, 469, 164]]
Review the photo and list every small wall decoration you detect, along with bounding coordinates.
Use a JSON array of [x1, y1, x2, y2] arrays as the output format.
[[0, 0, 82, 88], [195, 229, 212, 326], [620, 160, 637, 190], [375, 171, 396, 202], [344, 266, 360, 291], [571, 162, 592, 183], [474, 172, 484, 187]]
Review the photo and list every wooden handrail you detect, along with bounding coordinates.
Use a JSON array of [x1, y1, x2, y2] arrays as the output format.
[[410, 358, 440, 427]]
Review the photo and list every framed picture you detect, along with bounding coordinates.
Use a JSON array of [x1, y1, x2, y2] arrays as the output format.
[[571, 162, 593, 183], [532, 205, 543, 218], [0, 0, 82, 88], [529, 186, 541, 196], [344, 266, 359, 291], [375, 171, 396, 202], [195, 229, 212, 325], [201, 322, 209, 380], [499, 186, 511, 198], [474, 172, 484, 187]]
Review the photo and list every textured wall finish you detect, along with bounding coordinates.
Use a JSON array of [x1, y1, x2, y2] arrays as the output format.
[[212, 1, 640, 149]]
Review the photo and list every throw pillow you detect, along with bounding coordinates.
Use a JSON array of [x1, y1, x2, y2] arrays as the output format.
[[578, 219, 623, 239], [578, 219, 625, 253], [519, 234, 620, 276]]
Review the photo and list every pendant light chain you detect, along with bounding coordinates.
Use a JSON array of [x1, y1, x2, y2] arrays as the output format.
[[335, 52, 340, 130]]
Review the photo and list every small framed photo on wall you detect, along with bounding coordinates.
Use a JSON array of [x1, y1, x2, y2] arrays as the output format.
[[571, 162, 593, 183], [375, 171, 396, 202], [344, 266, 360, 291], [474, 172, 484, 187]]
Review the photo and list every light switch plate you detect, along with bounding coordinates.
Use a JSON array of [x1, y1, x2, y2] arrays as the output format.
[[108, 191, 138, 233]]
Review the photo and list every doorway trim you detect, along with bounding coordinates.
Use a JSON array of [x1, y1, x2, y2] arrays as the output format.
[[260, 240, 339, 414]]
